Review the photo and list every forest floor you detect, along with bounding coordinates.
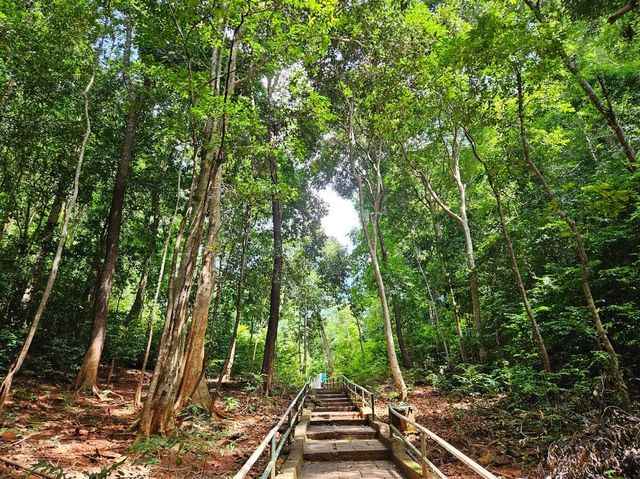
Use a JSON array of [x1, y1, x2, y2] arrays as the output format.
[[0, 369, 293, 479], [0, 371, 554, 479]]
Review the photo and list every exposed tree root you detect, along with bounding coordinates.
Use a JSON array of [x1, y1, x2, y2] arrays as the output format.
[[0, 455, 58, 479]]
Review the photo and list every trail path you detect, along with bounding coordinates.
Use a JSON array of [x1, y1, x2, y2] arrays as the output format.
[[299, 387, 403, 478]]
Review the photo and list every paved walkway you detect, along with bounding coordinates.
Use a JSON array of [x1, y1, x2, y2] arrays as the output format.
[[297, 387, 404, 479]]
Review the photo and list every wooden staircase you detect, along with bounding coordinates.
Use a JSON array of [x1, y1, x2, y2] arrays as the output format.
[[297, 387, 404, 478]]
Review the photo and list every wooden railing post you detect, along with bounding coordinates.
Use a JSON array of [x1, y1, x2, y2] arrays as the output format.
[[270, 434, 276, 479], [371, 394, 375, 421], [420, 433, 427, 478]]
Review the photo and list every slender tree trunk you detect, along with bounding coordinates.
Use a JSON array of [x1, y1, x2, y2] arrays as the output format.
[[316, 311, 335, 377], [134, 172, 181, 408], [261, 77, 283, 397], [516, 70, 629, 404], [303, 309, 309, 373], [0, 157, 24, 241], [76, 20, 142, 391], [358, 198, 407, 399], [415, 250, 450, 363], [125, 188, 160, 325], [19, 179, 65, 312], [467, 133, 551, 372], [407, 140, 486, 362], [348, 102, 407, 400], [353, 312, 365, 359], [377, 223, 411, 368], [0, 75, 16, 116], [0, 64, 97, 411], [524, 0, 636, 170], [433, 221, 467, 362], [218, 205, 251, 385]]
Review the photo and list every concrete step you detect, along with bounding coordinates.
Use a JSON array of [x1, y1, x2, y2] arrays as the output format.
[[316, 393, 350, 399], [297, 460, 404, 479], [314, 406, 358, 412], [317, 402, 353, 408], [310, 412, 367, 426], [307, 424, 378, 440], [303, 438, 390, 461]]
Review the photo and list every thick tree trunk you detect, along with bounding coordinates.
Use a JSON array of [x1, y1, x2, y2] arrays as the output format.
[[316, 311, 335, 377], [261, 158, 283, 396], [139, 19, 244, 432], [174, 164, 222, 410], [134, 174, 180, 408], [0, 66, 96, 411], [138, 128, 216, 435], [261, 77, 282, 397], [75, 22, 142, 391], [516, 70, 629, 404]]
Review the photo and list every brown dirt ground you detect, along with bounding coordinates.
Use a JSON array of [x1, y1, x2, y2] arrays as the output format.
[[0, 369, 292, 479], [374, 382, 545, 479]]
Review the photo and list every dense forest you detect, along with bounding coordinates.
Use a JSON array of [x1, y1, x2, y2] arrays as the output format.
[[1, 0, 639, 477]]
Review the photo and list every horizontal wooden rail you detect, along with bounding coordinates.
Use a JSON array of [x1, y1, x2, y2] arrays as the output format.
[[233, 378, 312, 479], [388, 405, 498, 479]]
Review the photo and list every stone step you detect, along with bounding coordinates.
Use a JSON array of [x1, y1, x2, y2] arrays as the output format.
[[303, 439, 390, 461], [317, 395, 350, 400], [310, 412, 367, 426], [314, 406, 358, 412], [297, 460, 404, 479], [307, 424, 378, 440], [317, 402, 353, 408]]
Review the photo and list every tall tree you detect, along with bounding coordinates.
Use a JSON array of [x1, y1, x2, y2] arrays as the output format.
[[76, 16, 144, 391], [261, 75, 284, 396]]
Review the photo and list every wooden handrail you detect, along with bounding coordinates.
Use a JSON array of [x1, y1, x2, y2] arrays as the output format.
[[388, 405, 498, 479], [322, 375, 376, 421], [233, 378, 312, 479]]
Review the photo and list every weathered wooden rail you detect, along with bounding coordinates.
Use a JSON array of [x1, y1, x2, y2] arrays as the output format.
[[232, 378, 311, 479], [388, 404, 498, 479]]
